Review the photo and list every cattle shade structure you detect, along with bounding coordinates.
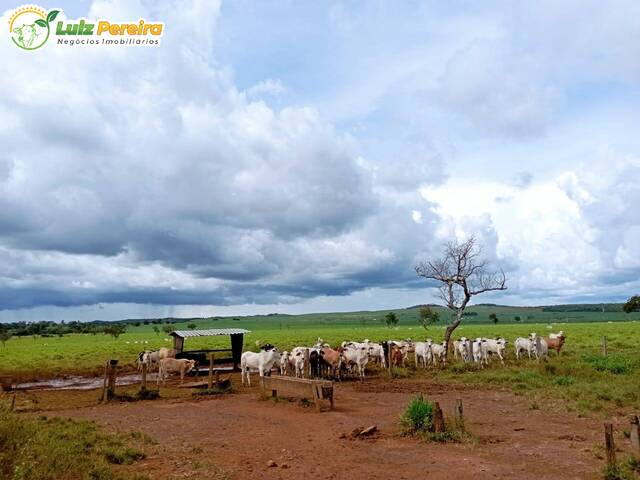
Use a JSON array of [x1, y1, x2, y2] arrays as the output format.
[[169, 328, 250, 372]]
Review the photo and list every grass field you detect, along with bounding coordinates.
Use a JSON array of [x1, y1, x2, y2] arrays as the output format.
[[1, 305, 638, 415]]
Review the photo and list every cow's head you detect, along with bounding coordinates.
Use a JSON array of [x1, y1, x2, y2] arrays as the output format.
[[185, 359, 196, 373], [14, 24, 38, 47]]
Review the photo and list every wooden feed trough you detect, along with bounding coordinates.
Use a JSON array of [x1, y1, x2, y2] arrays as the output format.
[[260, 375, 334, 412]]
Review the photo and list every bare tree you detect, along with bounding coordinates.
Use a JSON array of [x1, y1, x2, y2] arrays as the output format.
[[415, 236, 506, 353]]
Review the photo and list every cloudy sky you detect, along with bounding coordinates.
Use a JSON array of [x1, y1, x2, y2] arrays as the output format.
[[1, 0, 639, 322]]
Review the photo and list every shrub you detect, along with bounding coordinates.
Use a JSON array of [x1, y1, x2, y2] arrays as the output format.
[[582, 354, 636, 375], [400, 393, 433, 435]]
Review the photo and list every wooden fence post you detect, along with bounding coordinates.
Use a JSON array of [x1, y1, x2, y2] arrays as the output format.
[[208, 353, 215, 389], [102, 359, 118, 402], [433, 401, 445, 434], [304, 348, 311, 379], [604, 421, 616, 469], [601, 336, 608, 356], [140, 363, 147, 390], [10, 393, 16, 412], [454, 398, 464, 429], [630, 415, 640, 455], [101, 360, 109, 402]]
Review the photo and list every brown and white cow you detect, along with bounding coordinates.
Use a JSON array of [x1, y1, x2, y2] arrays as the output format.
[[157, 358, 196, 385]]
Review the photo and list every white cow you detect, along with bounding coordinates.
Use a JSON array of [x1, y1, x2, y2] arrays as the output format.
[[241, 349, 281, 386], [425, 339, 446, 367], [531, 336, 548, 361], [365, 341, 387, 368], [341, 345, 369, 381], [454, 337, 472, 363], [414, 341, 431, 368], [472, 338, 486, 366], [514, 337, 534, 359], [481, 338, 507, 364], [342, 340, 387, 369], [157, 358, 196, 385], [293, 352, 305, 377], [280, 351, 292, 375]]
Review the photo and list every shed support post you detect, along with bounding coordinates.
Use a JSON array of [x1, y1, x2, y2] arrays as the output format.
[[208, 353, 215, 389]]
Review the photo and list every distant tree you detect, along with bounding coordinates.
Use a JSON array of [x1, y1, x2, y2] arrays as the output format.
[[514, 315, 521, 322], [418, 307, 440, 330], [103, 323, 127, 339], [133, 321, 141, 327], [143, 320, 150, 325], [187, 323, 197, 330], [384, 312, 399, 328], [162, 324, 173, 335], [0, 330, 12, 347], [415, 236, 507, 354], [489, 313, 499, 324], [153, 326, 160, 336], [623, 295, 640, 314]]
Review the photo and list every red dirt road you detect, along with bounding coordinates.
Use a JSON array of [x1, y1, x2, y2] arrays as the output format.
[[59, 377, 615, 480]]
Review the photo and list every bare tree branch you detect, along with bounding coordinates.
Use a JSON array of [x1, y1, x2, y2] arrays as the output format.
[[415, 236, 507, 352]]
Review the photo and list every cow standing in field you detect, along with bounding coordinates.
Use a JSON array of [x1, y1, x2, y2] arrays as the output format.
[[320, 347, 342, 379], [426, 339, 447, 367], [514, 337, 534, 359], [240, 348, 281, 386], [545, 333, 566, 355], [531, 335, 548, 361], [158, 347, 177, 359], [414, 341, 430, 368], [454, 337, 472, 363], [157, 358, 196, 385], [341, 344, 369, 381], [482, 338, 508, 365]]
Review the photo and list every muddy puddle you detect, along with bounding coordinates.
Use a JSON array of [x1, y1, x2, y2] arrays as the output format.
[[14, 373, 159, 391]]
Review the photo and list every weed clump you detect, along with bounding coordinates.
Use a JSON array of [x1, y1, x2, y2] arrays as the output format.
[[583, 354, 636, 375], [399, 393, 433, 435]]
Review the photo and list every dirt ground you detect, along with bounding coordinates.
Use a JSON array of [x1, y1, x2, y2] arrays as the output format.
[[48, 374, 632, 480]]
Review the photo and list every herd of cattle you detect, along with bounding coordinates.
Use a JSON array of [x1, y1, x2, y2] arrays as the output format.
[[239, 331, 567, 386], [136, 332, 566, 385]]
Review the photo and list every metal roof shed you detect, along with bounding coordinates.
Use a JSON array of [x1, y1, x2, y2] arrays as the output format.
[[169, 328, 250, 372]]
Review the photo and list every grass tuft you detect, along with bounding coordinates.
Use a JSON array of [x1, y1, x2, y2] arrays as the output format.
[[0, 406, 150, 479]]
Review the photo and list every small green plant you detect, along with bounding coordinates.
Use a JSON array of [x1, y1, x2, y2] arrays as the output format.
[[554, 375, 574, 386], [583, 354, 636, 375], [400, 393, 434, 435]]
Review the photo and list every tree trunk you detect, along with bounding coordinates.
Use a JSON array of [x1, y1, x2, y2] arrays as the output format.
[[443, 311, 463, 354]]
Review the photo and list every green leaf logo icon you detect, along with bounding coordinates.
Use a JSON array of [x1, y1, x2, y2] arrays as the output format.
[[46, 10, 59, 23]]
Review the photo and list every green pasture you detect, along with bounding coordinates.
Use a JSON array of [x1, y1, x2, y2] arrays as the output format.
[[0, 306, 638, 414]]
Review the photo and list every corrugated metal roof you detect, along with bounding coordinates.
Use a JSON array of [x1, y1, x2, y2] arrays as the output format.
[[169, 328, 251, 338]]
